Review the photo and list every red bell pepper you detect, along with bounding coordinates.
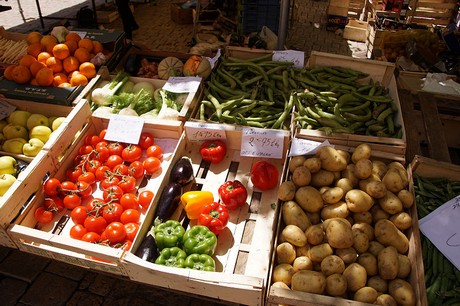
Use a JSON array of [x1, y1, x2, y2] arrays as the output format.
[[250, 161, 279, 190], [218, 180, 247, 210], [199, 140, 226, 164], [197, 202, 229, 235]]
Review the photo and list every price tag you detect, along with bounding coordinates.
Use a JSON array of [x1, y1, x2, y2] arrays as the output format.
[[273, 50, 305, 68], [419, 195, 460, 270], [240, 128, 284, 159], [104, 115, 144, 144], [206, 49, 221, 69], [0, 99, 16, 120], [163, 76, 201, 93], [289, 138, 332, 156], [184, 121, 226, 141]]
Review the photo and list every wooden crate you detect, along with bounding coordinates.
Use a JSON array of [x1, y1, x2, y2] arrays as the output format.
[[298, 51, 406, 163], [225, 46, 274, 60], [122, 124, 290, 305], [8, 100, 183, 276], [406, 0, 457, 26], [344, 20, 368, 42], [0, 26, 27, 66], [266, 147, 427, 306]]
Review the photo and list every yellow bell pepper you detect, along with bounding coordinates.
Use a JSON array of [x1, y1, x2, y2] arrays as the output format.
[[181, 191, 214, 220]]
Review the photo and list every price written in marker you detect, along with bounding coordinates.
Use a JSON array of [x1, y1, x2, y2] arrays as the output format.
[[241, 128, 284, 159], [273, 50, 305, 68], [185, 121, 226, 141], [104, 115, 144, 144], [289, 138, 332, 156], [163, 76, 201, 93]]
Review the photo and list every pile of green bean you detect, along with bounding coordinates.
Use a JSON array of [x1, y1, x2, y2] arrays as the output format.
[[413, 174, 460, 305]]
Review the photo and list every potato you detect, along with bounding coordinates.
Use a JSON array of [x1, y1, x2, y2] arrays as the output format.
[[333, 171, 341, 181], [374, 219, 409, 254], [375, 294, 397, 306], [353, 211, 373, 224], [308, 243, 333, 262], [362, 180, 387, 199], [321, 186, 344, 204], [352, 222, 374, 241], [398, 189, 414, 209], [305, 224, 325, 245], [367, 275, 388, 293], [337, 149, 351, 163], [345, 189, 374, 213], [317, 146, 348, 172], [310, 169, 335, 187], [336, 247, 358, 264], [292, 256, 313, 273], [388, 279, 416, 306], [291, 270, 326, 294], [379, 191, 403, 215], [272, 263, 293, 286], [282, 224, 308, 247], [354, 159, 373, 179], [352, 143, 372, 163], [341, 164, 359, 187], [295, 186, 324, 213], [271, 281, 290, 290], [336, 178, 354, 194], [276, 242, 297, 264], [397, 254, 411, 278], [353, 228, 369, 254], [378, 246, 399, 280], [321, 201, 349, 220], [370, 205, 390, 223], [296, 245, 310, 257], [382, 167, 408, 193], [303, 157, 321, 173], [289, 156, 306, 173], [357, 252, 378, 276], [354, 286, 378, 303], [372, 160, 388, 180], [306, 211, 321, 225], [282, 201, 311, 231], [324, 218, 354, 249], [368, 241, 385, 257], [343, 263, 368, 292], [325, 273, 348, 296], [292, 166, 311, 187], [390, 212, 412, 231], [278, 181, 296, 201], [321, 255, 345, 276]]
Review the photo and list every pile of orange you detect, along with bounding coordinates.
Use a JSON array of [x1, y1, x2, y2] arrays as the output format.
[[4, 31, 104, 88]]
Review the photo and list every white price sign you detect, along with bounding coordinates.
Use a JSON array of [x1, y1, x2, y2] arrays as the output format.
[[289, 139, 333, 156], [104, 115, 144, 144], [240, 128, 284, 159], [184, 121, 226, 141], [163, 76, 201, 93], [273, 50, 305, 68]]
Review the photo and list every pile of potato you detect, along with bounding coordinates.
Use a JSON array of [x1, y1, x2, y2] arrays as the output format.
[[272, 144, 416, 305]]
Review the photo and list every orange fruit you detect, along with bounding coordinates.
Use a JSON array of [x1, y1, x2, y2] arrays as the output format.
[[4, 65, 16, 80], [64, 40, 78, 55], [45, 57, 63, 73], [27, 31, 43, 45], [53, 72, 68, 87], [45, 42, 57, 54], [92, 41, 103, 54], [52, 44, 70, 60], [78, 38, 94, 52], [27, 43, 43, 58], [79, 62, 96, 78], [65, 32, 81, 43], [63, 56, 80, 74], [30, 61, 47, 77], [11, 65, 31, 84], [74, 47, 90, 63], [35, 67, 54, 86], [30, 78, 39, 86], [58, 82, 72, 88], [70, 72, 88, 86], [19, 54, 37, 68], [40, 35, 57, 48], [37, 52, 51, 63]]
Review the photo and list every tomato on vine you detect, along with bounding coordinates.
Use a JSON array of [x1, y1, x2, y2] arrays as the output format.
[[102, 202, 124, 223], [120, 208, 140, 224], [95, 165, 111, 181], [94, 145, 110, 162], [70, 224, 87, 240], [81, 232, 101, 243], [99, 129, 107, 140], [79, 144, 94, 156], [128, 161, 144, 179], [66, 167, 83, 182], [63, 194, 82, 210], [119, 193, 139, 210], [124, 222, 139, 241], [112, 164, 129, 179], [78, 172, 96, 185], [118, 176, 136, 194], [34, 207, 54, 224], [105, 222, 126, 244], [138, 190, 154, 209], [44, 196, 64, 213], [100, 176, 120, 190], [85, 134, 101, 147], [60, 181, 77, 195], [122, 144, 142, 162], [103, 185, 124, 203], [44, 178, 61, 196], [108, 142, 124, 156], [84, 215, 107, 235], [84, 159, 102, 174], [86, 198, 106, 216], [106, 155, 124, 169], [71, 205, 88, 225]]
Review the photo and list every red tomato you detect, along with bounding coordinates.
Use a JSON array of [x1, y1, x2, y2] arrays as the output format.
[[79, 144, 94, 156], [84, 159, 102, 174], [81, 232, 101, 243], [60, 181, 77, 194], [34, 207, 54, 224], [128, 161, 144, 179], [118, 176, 136, 194], [63, 194, 82, 210], [138, 132, 154, 150], [76, 181, 92, 198], [106, 155, 124, 169], [146, 145, 163, 159], [107, 142, 125, 156], [103, 185, 124, 203], [95, 145, 110, 162], [44, 196, 64, 213], [100, 176, 120, 190], [143, 157, 161, 175], [112, 164, 129, 179], [86, 198, 106, 216], [124, 222, 139, 241], [95, 165, 111, 181], [119, 193, 139, 210], [120, 208, 140, 224], [102, 202, 124, 224], [120, 240, 133, 251], [122, 145, 142, 162], [73, 154, 88, 166], [71, 205, 88, 225], [43, 178, 61, 196], [99, 129, 107, 140], [105, 222, 126, 244], [85, 135, 101, 147], [84, 215, 107, 235], [66, 167, 83, 182], [138, 190, 154, 209], [250, 161, 279, 190], [78, 172, 96, 185], [95, 140, 108, 150], [69, 224, 87, 240]]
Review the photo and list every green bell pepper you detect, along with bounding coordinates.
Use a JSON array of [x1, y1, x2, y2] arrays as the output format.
[[182, 225, 217, 256], [184, 253, 215, 272], [154, 220, 185, 250], [154, 247, 187, 268]]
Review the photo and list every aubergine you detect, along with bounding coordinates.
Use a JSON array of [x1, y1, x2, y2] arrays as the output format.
[[134, 229, 159, 262], [170, 156, 194, 186], [153, 181, 182, 224]]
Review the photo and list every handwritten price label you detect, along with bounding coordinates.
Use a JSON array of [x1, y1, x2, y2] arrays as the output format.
[[240, 128, 284, 159], [185, 121, 226, 141], [104, 115, 144, 144], [273, 50, 305, 68], [163, 76, 201, 93], [0, 99, 16, 120], [289, 138, 333, 156]]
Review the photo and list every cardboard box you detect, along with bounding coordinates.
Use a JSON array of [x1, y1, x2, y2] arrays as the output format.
[[170, 2, 194, 24], [343, 20, 368, 42]]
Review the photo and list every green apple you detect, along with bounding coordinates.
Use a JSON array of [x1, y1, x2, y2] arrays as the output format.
[[2, 138, 27, 154], [26, 113, 49, 131], [29, 125, 52, 143], [23, 138, 45, 157], [51, 117, 66, 131], [7, 110, 32, 128], [0, 173, 17, 196], [48, 116, 57, 129], [0, 156, 17, 175], [3, 124, 29, 140], [0, 119, 8, 132]]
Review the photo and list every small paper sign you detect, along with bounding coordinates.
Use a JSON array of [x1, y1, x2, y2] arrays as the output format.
[[163, 76, 201, 93], [184, 121, 226, 141], [273, 50, 305, 68], [206, 49, 221, 69], [240, 128, 284, 159], [0, 99, 17, 120], [419, 195, 460, 270], [104, 115, 144, 144], [289, 139, 332, 156]]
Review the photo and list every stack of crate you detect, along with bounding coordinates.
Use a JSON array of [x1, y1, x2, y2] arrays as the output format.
[[238, 0, 280, 34], [347, 0, 366, 19], [406, 0, 457, 26], [327, 0, 350, 31]]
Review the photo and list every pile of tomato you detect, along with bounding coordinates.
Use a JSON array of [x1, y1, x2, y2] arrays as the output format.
[[34, 129, 164, 251]]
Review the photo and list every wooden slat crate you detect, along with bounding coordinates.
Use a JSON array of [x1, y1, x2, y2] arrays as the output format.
[[0, 26, 27, 66], [8, 100, 183, 276], [406, 0, 457, 26], [122, 124, 290, 305], [297, 51, 406, 163]]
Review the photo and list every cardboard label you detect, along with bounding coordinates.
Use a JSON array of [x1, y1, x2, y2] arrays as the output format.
[[184, 121, 226, 141], [104, 115, 144, 144], [240, 128, 284, 159], [273, 50, 305, 68], [163, 77, 201, 93], [289, 139, 332, 156]]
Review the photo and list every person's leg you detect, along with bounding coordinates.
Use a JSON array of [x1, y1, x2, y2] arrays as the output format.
[[115, 0, 134, 39]]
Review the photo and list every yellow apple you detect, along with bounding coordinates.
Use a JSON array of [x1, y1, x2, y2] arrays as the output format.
[[51, 117, 66, 131], [23, 138, 45, 157], [0, 173, 16, 196], [29, 126, 52, 143], [48, 116, 57, 129], [0, 156, 17, 175], [3, 124, 29, 140], [26, 114, 49, 131], [2, 138, 27, 154], [0, 119, 8, 132], [7, 110, 32, 128]]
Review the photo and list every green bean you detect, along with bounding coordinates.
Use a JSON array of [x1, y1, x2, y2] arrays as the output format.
[[352, 91, 393, 103], [222, 62, 269, 81], [216, 67, 237, 89], [205, 89, 222, 120], [377, 107, 394, 123], [272, 93, 295, 129], [340, 101, 371, 112], [293, 75, 329, 89], [343, 109, 372, 122]]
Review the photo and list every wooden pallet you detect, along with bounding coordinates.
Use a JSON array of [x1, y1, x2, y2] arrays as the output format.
[[406, 0, 457, 26]]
